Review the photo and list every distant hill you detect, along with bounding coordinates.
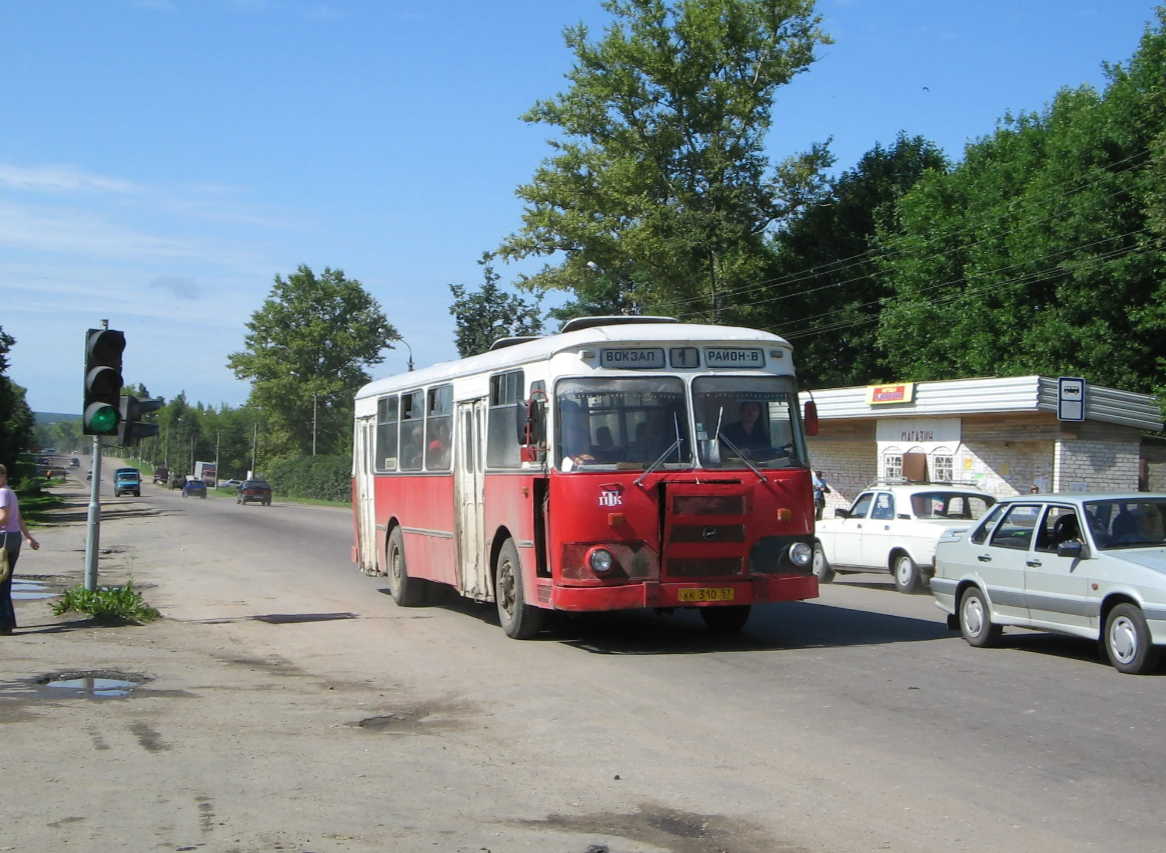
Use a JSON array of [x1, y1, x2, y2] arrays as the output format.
[[35, 412, 81, 424]]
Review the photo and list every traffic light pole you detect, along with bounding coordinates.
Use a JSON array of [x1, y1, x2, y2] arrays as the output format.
[[84, 435, 102, 591]]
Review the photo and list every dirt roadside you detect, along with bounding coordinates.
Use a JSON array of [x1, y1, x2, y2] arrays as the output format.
[[9, 473, 846, 853], [4, 478, 673, 853]]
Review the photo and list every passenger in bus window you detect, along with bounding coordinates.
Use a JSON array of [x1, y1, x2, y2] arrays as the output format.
[[427, 421, 450, 468], [720, 401, 769, 454]]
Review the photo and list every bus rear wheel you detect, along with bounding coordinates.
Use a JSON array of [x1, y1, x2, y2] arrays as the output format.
[[700, 605, 751, 633], [387, 527, 425, 607], [495, 539, 544, 640]]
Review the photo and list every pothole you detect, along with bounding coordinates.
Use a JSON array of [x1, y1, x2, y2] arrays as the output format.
[[37, 670, 152, 698]]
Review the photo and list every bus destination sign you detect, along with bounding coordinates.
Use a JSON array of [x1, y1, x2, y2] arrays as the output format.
[[600, 348, 666, 369], [705, 348, 765, 368]]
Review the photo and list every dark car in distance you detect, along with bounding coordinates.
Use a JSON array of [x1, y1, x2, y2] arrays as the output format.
[[237, 479, 272, 506], [182, 479, 207, 499]]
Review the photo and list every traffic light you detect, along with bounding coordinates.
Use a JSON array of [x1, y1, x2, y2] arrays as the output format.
[[117, 395, 163, 447], [83, 329, 125, 436]]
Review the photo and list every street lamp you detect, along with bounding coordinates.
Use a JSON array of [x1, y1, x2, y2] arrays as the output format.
[[396, 338, 414, 372]]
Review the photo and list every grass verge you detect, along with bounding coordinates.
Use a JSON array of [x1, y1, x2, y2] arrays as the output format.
[[51, 580, 161, 624], [15, 492, 65, 525]]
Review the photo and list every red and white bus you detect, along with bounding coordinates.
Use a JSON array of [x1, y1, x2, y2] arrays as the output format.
[[352, 316, 820, 638]]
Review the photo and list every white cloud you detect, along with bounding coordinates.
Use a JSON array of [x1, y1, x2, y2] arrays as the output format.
[[0, 163, 141, 195]]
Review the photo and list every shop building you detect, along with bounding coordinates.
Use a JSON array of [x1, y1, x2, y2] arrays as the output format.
[[806, 375, 1164, 517]]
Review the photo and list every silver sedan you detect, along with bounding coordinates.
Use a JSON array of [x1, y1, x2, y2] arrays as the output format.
[[931, 493, 1166, 674]]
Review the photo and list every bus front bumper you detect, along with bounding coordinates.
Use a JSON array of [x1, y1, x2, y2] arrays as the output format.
[[549, 574, 818, 612]]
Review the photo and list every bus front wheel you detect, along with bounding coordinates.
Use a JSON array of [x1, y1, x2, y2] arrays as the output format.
[[495, 539, 544, 640], [387, 527, 425, 607]]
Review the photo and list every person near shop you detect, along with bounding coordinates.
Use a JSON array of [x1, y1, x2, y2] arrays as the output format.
[[812, 470, 831, 521], [0, 463, 41, 636]]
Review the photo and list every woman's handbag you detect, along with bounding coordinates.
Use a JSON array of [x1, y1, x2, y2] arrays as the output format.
[[0, 537, 11, 584]]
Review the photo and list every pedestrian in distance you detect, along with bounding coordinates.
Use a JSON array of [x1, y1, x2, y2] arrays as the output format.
[[0, 463, 41, 636], [812, 470, 831, 521]]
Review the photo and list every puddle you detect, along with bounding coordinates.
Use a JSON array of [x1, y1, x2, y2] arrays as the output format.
[[36, 670, 152, 699], [11, 580, 59, 600]]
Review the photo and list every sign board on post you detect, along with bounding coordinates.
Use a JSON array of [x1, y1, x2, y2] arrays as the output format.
[[1058, 377, 1086, 422]]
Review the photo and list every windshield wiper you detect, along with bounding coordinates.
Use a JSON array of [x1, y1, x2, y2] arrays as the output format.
[[635, 413, 685, 488], [715, 431, 767, 483]]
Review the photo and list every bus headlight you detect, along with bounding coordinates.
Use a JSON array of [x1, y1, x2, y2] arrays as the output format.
[[588, 548, 615, 574], [789, 542, 812, 567]]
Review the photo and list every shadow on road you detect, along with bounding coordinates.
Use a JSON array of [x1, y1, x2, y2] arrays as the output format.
[[375, 585, 956, 656]]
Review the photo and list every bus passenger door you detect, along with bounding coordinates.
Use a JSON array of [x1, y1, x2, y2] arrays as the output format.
[[355, 416, 378, 574], [455, 399, 488, 599]]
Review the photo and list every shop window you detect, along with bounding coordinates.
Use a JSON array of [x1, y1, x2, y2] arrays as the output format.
[[883, 453, 903, 481], [933, 455, 953, 482]]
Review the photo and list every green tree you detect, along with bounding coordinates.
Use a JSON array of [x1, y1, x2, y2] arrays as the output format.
[[874, 12, 1166, 394], [449, 253, 544, 357], [757, 133, 947, 387], [0, 328, 35, 474], [228, 265, 397, 459], [498, 0, 833, 320]]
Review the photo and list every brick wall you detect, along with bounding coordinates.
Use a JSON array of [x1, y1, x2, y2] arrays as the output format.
[[1053, 438, 1140, 492]]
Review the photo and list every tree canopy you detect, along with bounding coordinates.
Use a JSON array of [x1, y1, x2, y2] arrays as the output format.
[[871, 9, 1166, 395], [498, 0, 833, 319], [0, 328, 35, 475], [449, 253, 543, 357], [228, 265, 397, 459]]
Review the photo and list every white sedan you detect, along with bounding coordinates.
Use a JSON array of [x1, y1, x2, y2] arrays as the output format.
[[931, 493, 1166, 674], [813, 484, 995, 593]]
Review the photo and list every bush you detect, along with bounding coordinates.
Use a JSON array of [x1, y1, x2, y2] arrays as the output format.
[[263, 455, 351, 503], [51, 580, 160, 624]]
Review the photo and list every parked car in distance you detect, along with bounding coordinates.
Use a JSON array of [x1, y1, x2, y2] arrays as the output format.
[[153, 466, 170, 485], [814, 483, 996, 593], [218, 479, 242, 490], [182, 479, 207, 499], [114, 468, 141, 498], [932, 493, 1166, 674], [236, 479, 272, 506]]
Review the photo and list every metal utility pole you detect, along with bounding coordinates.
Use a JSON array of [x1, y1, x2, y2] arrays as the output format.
[[215, 430, 220, 485], [312, 394, 318, 456], [251, 421, 258, 479], [84, 435, 102, 591]]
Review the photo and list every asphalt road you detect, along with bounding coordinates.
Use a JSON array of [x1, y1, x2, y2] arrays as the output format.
[[5, 462, 1165, 852]]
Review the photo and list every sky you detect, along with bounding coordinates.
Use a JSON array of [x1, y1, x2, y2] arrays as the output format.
[[1, 0, 1160, 415]]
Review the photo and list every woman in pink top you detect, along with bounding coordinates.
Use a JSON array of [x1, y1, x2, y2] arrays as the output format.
[[0, 463, 40, 635]]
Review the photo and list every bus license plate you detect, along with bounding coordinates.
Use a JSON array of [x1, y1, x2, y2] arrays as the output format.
[[679, 588, 735, 602]]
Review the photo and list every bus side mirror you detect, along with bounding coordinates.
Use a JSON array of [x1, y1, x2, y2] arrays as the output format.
[[804, 400, 819, 436], [515, 399, 545, 446]]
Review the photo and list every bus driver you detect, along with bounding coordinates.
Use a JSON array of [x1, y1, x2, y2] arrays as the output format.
[[559, 402, 596, 471], [720, 401, 769, 455]]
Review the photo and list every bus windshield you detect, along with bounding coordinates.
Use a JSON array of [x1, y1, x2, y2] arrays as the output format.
[[692, 376, 805, 470], [556, 377, 691, 471]]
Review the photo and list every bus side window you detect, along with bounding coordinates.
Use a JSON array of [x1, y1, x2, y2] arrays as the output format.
[[488, 369, 524, 468], [376, 395, 398, 471], [400, 390, 425, 471], [426, 385, 453, 470]]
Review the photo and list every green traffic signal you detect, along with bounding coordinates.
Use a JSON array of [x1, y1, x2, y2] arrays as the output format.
[[84, 401, 119, 434], [82, 328, 125, 437]]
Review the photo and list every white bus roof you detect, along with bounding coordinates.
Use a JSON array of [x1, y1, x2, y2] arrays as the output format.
[[356, 321, 793, 401]]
